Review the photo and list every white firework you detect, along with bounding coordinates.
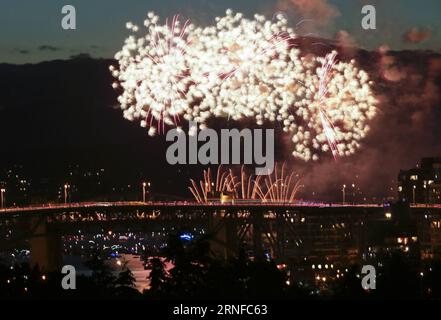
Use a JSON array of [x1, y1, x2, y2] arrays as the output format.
[[111, 13, 195, 135], [112, 10, 377, 161]]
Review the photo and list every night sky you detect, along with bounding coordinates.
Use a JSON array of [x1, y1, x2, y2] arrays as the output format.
[[1, 0, 441, 64]]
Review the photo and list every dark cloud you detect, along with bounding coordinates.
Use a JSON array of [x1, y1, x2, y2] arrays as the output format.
[[70, 53, 92, 60], [38, 45, 61, 52], [12, 48, 30, 55], [403, 27, 432, 43]]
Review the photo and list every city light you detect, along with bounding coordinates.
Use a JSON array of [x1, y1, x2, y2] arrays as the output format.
[[179, 233, 194, 241]]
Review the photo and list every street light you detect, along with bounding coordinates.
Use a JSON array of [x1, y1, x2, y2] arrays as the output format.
[[352, 183, 356, 204], [64, 184, 70, 204], [423, 183, 428, 205], [342, 184, 346, 204], [0, 188, 5, 209], [142, 182, 150, 202]]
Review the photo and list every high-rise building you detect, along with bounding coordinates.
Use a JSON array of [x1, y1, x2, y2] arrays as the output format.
[[398, 157, 441, 204]]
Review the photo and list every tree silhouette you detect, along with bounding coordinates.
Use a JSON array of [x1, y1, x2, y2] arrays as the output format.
[[114, 260, 136, 288], [85, 252, 116, 296], [145, 257, 167, 297], [113, 260, 139, 298], [374, 252, 421, 299]]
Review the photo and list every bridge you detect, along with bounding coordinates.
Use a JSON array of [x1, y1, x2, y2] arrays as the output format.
[[1, 201, 440, 273], [1, 200, 440, 213], [0, 200, 409, 216]]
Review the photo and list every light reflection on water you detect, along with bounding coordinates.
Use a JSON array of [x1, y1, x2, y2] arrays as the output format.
[[64, 253, 172, 292]]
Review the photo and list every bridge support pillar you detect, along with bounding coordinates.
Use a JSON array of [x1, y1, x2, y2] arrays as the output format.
[[252, 211, 264, 260], [208, 210, 238, 260], [29, 217, 62, 273]]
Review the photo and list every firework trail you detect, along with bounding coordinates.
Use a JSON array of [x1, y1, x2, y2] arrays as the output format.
[[317, 51, 340, 159], [261, 163, 303, 203], [189, 166, 240, 203], [189, 164, 301, 203], [112, 10, 377, 161]]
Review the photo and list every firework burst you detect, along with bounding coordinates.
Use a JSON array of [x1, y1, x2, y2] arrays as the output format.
[[112, 10, 377, 161], [111, 13, 194, 135]]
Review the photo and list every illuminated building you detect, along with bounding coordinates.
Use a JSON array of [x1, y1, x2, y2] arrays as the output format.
[[398, 157, 441, 204]]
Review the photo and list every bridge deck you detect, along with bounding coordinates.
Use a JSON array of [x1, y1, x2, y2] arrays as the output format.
[[0, 201, 439, 217]]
